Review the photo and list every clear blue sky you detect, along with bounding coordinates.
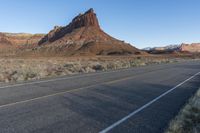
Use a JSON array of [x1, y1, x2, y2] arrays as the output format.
[[0, 0, 200, 48]]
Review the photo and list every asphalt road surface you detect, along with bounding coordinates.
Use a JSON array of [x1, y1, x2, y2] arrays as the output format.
[[0, 60, 200, 133]]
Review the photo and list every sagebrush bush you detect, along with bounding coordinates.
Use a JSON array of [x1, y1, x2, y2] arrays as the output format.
[[166, 89, 200, 133], [0, 57, 186, 83]]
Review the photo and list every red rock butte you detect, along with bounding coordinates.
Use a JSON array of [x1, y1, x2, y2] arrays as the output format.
[[38, 8, 143, 56]]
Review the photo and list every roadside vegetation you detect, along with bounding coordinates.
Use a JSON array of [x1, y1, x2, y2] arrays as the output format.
[[0, 56, 197, 83], [165, 88, 200, 133]]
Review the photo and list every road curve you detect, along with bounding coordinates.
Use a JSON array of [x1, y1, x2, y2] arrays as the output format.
[[0, 60, 200, 133]]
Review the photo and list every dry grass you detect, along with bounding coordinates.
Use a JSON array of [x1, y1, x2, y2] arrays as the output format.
[[0, 56, 186, 83], [165, 88, 200, 133]]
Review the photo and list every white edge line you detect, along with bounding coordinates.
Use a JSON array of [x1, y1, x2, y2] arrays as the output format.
[[99, 71, 200, 133]]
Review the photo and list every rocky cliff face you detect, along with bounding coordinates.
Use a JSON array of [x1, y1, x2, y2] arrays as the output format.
[[39, 9, 100, 45], [38, 8, 143, 56], [0, 33, 12, 46], [180, 43, 200, 53], [0, 33, 44, 48]]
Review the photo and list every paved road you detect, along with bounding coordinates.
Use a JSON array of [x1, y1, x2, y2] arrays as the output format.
[[0, 60, 200, 133]]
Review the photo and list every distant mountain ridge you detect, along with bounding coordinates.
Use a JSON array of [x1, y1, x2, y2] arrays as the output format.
[[180, 43, 200, 53], [1, 8, 199, 56], [144, 43, 200, 54]]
